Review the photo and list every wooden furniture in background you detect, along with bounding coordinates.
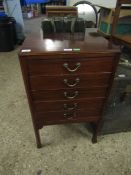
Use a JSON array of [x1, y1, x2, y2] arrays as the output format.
[[19, 30, 120, 148], [111, 0, 131, 48], [46, 5, 78, 17]]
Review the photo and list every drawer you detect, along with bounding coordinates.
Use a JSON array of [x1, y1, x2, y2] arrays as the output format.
[[33, 98, 105, 112], [30, 73, 111, 90], [31, 87, 108, 101], [28, 57, 114, 76], [35, 109, 101, 126]]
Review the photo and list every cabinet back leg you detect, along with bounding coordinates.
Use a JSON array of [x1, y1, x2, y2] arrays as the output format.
[[92, 131, 97, 143], [90, 121, 101, 143]]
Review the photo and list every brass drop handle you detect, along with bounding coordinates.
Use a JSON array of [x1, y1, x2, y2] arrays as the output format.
[[64, 78, 80, 87], [63, 63, 81, 72], [64, 91, 78, 99], [64, 103, 78, 111], [64, 111, 74, 119]]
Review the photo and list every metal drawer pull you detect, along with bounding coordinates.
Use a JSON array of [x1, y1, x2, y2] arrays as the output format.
[[64, 103, 78, 110], [63, 63, 81, 72], [64, 112, 74, 119], [64, 78, 80, 87], [64, 91, 78, 99]]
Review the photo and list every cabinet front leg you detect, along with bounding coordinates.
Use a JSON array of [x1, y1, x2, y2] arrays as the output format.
[[35, 129, 42, 148]]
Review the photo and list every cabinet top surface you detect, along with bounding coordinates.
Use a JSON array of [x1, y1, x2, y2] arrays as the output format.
[[19, 29, 120, 56]]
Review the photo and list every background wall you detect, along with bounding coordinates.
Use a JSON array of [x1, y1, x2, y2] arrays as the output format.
[[67, 0, 117, 8]]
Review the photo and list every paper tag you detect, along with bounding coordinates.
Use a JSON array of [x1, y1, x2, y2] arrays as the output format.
[[64, 49, 72, 51], [21, 49, 31, 53]]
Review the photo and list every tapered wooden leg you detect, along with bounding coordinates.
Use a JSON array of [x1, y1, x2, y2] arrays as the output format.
[[35, 129, 42, 148], [90, 121, 101, 144], [92, 130, 97, 143]]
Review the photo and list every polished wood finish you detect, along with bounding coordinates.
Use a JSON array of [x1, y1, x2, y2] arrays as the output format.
[[19, 29, 120, 148], [30, 73, 111, 90], [35, 109, 101, 126], [33, 98, 105, 112], [31, 87, 108, 101], [20, 31, 119, 54], [110, 0, 131, 48], [28, 57, 114, 75]]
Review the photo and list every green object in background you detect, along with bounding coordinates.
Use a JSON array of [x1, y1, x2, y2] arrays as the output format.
[[100, 22, 109, 34], [99, 21, 131, 35], [115, 24, 131, 34]]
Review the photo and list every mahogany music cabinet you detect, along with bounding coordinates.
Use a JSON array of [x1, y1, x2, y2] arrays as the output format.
[[19, 30, 120, 148]]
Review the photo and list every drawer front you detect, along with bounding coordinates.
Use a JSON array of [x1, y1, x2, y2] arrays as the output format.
[[35, 109, 101, 125], [33, 98, 105, 112], [32, 87, 108, 101], [28, 57, 114, 76], [30, 73, 111, 91]]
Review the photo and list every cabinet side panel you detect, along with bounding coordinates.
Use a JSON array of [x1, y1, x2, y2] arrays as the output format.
[[19, 56, 41, 130]]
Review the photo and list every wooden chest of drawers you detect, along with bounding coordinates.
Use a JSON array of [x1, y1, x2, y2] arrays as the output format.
[[19, 30, 120, 148]]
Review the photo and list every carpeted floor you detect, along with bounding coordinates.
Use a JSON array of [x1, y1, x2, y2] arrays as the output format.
[[0, 17, 131, 175]]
